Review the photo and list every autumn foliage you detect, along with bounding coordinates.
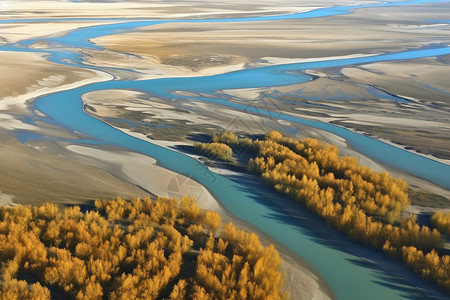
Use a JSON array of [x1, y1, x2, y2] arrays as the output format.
[[194, 142, 233, 161], [211, 130, 450, 293], [0, 197, 286, 299], [431, 211, 450, 235], [212, 131, 239, 145]]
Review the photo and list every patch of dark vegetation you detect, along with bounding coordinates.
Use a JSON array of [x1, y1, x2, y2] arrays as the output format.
[[408, 188, 450, 208], [332, 121, 450, 160]]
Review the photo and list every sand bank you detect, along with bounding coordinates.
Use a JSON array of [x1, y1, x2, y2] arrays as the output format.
[[0, 21, 116, 45], [93, 2, 449, 74], [0, 136, 146, 206], [0, 0, 324, 20], [66, 144, 221, 212], [341, 58, 450, 107], [0, 51, 110, 109], [0, 190, 15, 207]]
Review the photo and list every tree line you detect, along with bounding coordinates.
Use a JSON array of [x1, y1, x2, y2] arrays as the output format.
[[0, 197, 286, 299], [204, 130, 450, 293], [431, 211, 450, 235]]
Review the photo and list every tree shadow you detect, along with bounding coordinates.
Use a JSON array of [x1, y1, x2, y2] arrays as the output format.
[[63, 201, 95, 214], [186, 133, 212, 143], [227, 172, 346, 250], [225, 172, 449, 299], [174, 144, 197, 155]]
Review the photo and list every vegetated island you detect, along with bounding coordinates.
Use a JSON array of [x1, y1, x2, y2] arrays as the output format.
[[0, 197, 286, 299], [431, 212, 450, 236], [194, 130, 450, 294]]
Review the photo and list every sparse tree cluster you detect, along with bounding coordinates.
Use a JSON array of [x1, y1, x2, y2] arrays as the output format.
[[0, 197, 286, 299], [194, 142, 233, 161], [401, 246, 450, 292], [431, 211, 450, 235], [211, 131, 254, 154], [212, 131, 239, 145], [207, 130, 449, 293]]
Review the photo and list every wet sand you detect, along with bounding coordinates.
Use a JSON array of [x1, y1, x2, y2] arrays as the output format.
[[0, 137, 147, 206], [0, 51, 103, 107]]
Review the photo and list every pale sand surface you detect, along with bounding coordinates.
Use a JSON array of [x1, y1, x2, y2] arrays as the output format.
[[0, 0, 350, 20], [0, 21, 116, 45], [0, 51, 110, 109], [0, 190, 15, 207], [82, 89, 276, 130], [66, 144, 221, 212], [82, 46, 249, 80], [93, 4, 449, 72], [0, 136, 147, 206], [341, 58, 450, 107]]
